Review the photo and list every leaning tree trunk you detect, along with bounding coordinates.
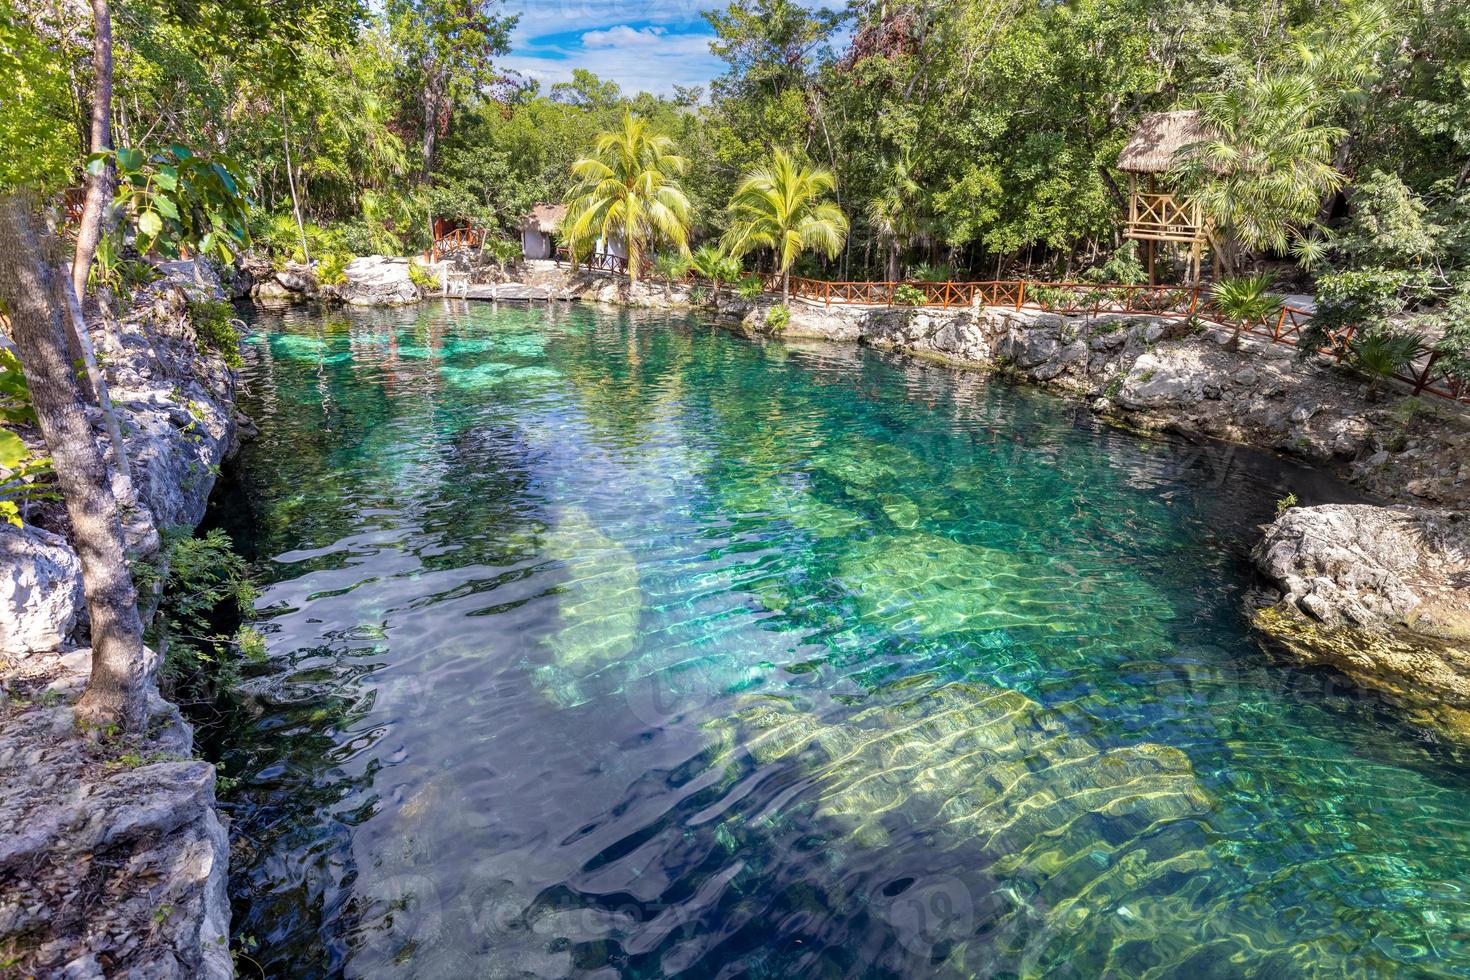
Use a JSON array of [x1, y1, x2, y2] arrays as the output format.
[[0, 198, 148, 734], [782, 267, 790, 304], [71, 0, 114, 305]]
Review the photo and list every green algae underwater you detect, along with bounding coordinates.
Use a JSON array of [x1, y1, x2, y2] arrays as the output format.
[[205, 300, 1470, 978]]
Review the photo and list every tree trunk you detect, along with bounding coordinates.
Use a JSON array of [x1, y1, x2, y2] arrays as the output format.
[[421, 69, 444, 181], [71, 0, 114, 305], [886, 239, 900, 283], [782, 267, 790, 304], [280, 93, 310, 263], [0, 198, 147, 734]]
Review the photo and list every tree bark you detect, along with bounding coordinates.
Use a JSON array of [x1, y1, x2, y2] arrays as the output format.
[[71, 0, 114, 305], [782, 267, 790, 304], [0, 198, 148, 734], [280, 93, 310, 263]]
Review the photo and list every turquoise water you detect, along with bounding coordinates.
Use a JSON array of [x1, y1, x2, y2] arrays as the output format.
[[214, 301, 1470, 978]]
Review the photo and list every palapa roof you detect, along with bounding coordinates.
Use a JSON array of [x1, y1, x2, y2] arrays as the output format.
[[523, 203, 566, 234], [1116, 110, 1213, 174]]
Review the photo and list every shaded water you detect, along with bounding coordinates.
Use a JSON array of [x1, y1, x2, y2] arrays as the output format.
[[212, 301, 1470, 978]]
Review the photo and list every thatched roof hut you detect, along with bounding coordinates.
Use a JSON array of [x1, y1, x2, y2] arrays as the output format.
[[1116, 110, 1213, 174], [522, 203, 566, 234]]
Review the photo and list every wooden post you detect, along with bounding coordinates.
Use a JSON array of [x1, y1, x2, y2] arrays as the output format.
[[1146, 239, 1156, 286], [1016, 280, 1026, 310]]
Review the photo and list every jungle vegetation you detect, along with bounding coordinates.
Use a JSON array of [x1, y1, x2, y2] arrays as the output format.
[[1, 0, 1468, 380]]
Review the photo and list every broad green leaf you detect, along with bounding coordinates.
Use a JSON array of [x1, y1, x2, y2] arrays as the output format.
[[0, 429, 29, 469], [137, 209, 163, 238], [116, 147, 144, 172]]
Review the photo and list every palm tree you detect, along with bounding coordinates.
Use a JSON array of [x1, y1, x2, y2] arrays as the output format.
[[1170, 73, 1345, 274], [866, 150, 923, 282], [724, 148, 849, 304], [564, 112, 692, 288], [689, 242, 742, 305], [1212, 273, 1283, 349]]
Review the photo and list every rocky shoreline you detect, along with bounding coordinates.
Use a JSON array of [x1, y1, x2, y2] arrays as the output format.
[[732, 298, 1470, 737], [217, 256, 1470, 735], [0, 263, 238, 977]]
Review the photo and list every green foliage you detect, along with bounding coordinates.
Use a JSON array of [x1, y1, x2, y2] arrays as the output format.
[[406, 260, 438, 288], [91, 235, 164, 295], [736, 275, 764, 300], [765, 303, 791, 332], [1348, 326, 1426, 391], [0, 350, 55, 527], [0, 0, 75, 193], [1212, 274, 1283, 326], [1276, 492, 1298, 516], [485, 238, 520, 266], [652, 252, 693, 282], [564, 112, 693, 283], [893, 284, 927, 306], [315, 251, 354, 285], [724, 148, 847, 292], [141, 528, 263, 695], [909, 263, 953, 283], [1079, 243, 1146, 286], [187, 300, 245, 370], [96, 146, 252, 266], [690, 243, 742, 286], [1171, 73, 1345, 263]]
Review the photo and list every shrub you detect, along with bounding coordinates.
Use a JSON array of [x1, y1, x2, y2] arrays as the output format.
[[652, 252, 692, 282], [187, 299, 244, 370], [1080, 242, 1146, 285], [407, 260, 439, 289], [136, 528, 264, 698], [0, 350, 56, 527], [1212, 273, 1282, 325], [315, 251, 354, 286], [737, 275, 764, 300], [1276, 492, 1298, 516], [910, 262, 953, 283], [893, 283, 927, 306], [1348, 326, 1426, 393], [766, 303, 792, 332]]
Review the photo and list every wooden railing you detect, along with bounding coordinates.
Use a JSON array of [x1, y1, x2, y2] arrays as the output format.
[[1126, 192, 1205, 243], [744, 274, 1466, 406], [429, 227, 489, 261], [554, 248, 628, 274], [766, 275, 1206, 316]]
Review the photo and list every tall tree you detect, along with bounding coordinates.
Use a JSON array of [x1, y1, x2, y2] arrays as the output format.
[[564, 112, 693, 289], [1171, 73, 1346, 273], [70, 0, 114, 304], [387, 0, 515, 180], [725, 147, 849, 302], [0, 197, 147, 732]]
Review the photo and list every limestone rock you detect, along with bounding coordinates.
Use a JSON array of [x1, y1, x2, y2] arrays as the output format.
[[1253, 504, 1470, 734], [0, 652, 232, 979], [0, 523, 83, 657], [340, 256, 422, 306], [1116, 347, 1210, 409]]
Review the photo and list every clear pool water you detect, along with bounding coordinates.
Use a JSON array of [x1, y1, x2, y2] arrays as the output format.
[[211, 301, 1470, 978]]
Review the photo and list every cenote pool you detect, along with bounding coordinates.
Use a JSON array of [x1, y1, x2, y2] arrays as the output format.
[[208, 301, 1470, 977]]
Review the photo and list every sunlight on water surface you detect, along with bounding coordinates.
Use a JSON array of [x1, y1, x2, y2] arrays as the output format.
[[211, 301, 1470, 978]]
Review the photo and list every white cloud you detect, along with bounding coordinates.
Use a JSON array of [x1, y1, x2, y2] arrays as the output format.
[[498, 1, 850, 97], [582, 24, 668, 48]]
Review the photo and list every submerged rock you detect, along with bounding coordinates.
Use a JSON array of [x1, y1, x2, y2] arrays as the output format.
[[1253, 504, 1470, 734], [704, 681, 1212, 968]]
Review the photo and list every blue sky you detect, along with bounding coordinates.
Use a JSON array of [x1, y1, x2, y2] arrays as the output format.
[[498, 1, 840, 98]]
